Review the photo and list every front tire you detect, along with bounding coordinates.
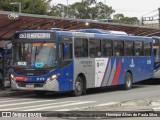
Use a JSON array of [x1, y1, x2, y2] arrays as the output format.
[[124, 72, 132, 90], [72, 76, 84, 96]]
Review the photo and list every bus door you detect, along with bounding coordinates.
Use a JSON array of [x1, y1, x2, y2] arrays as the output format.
[[59, 37, 73, 91]]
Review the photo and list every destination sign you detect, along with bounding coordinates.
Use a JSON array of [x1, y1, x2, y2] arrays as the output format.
[[19, 33, 51, 39]]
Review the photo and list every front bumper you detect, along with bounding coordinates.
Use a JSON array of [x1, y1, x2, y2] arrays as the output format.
[[11, 79, 59, 91], [153, 69, 160, 78]]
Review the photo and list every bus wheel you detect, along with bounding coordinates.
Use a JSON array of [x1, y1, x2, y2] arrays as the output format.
[[124, 72, 132, 90], [72, 76, 83, 96]]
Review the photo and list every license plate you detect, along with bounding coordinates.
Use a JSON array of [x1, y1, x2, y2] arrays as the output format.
[[26, 84, 34, 88]]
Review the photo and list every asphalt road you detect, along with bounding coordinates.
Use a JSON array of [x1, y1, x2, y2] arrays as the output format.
[[0, 79, 160, 119]]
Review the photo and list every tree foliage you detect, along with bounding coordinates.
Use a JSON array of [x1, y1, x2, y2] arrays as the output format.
[[113, 13, 140, 25], [0, 0, 51, 15], [49, 0, 115, 20], [0, 0, 139, 25]]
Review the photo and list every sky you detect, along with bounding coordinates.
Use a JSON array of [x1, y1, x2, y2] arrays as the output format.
[[51, 0, 160, 19]]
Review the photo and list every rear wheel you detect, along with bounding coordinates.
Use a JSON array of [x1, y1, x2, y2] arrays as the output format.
[[72, 76, 84, 96], [124, 72, 132, 90]]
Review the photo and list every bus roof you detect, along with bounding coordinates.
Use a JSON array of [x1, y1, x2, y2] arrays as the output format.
[[15, 29, 153, 41], [58, 30, 153, 41]]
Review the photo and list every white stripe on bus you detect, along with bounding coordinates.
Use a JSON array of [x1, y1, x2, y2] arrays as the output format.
[[107, 59, 117, 86]]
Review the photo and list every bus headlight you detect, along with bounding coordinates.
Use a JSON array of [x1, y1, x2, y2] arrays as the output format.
[[10, 74, 15, 81], [46, 74, 57, 84]]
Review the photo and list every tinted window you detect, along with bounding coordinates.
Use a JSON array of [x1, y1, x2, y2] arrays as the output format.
[[102, 40, 112, 57], [135, 41, 143, 56], [74, 38, 88, 57], [114, 40, 124, 56], [124, 41, 134, 56], [144, 42, 151, 56], [60, 36, 72, 59], [89, 39, 101, 57]]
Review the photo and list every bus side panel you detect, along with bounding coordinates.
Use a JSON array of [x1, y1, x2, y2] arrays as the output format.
[[74, 58, 125, 88], [116, 57, 153, 85], [74, 58, 95, 89], [74, 57, 153, 89], [109, 57, 153, 86], [132, 57, 153, 82], [58, 63, 74, 92], [74, 58, 124, 88]]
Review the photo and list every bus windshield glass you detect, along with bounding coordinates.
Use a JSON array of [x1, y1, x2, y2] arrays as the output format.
[[154, 46, 160, 63], [13, 42, 57, 68]]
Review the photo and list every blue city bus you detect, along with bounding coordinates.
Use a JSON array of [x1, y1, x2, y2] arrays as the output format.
[[152, 36, 160, 78], [10, 29, 154, 96], [0, 41, 12, 89]]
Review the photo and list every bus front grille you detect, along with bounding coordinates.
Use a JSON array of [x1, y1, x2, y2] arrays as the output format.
[[17, 82, 44, 87], [13, 68, 48, 76]]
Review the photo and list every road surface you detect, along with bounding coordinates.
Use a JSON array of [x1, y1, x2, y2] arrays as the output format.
[[0, 79, 160, 119]]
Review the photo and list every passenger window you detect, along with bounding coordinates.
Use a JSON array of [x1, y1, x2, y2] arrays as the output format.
[[114, 40, 124, 56], [89, 39, 101, 57], [60, 36, 73, 60], [124, 41, 134, 56], [102, 40, 112, 57], [144, 42, 151, 56], [135, 41, 143, 56], [74, 38, 88, 57]]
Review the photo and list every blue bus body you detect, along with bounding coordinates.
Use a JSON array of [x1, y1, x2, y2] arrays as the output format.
[[152, 36, 160, 78], [0, 41, 12, 88], [11, 29, 154, 95]]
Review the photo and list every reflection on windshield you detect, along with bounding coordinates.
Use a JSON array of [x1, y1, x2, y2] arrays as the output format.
[[13, 42, 57, 68]]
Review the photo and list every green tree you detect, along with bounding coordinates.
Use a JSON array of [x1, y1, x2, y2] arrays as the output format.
[[82, 0, 96, 4], [0, 0, 51, 15], [113, 13, 124, 20], [48, 4, 67, 17], [95, 2, 115, 19], [121, 17, 140, 24], [113, 13, 140, 25], [50, 1, 115, 19]]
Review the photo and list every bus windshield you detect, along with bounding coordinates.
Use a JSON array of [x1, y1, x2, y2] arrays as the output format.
[[13, 42, 57, 68], [154, 46, 160, 63]]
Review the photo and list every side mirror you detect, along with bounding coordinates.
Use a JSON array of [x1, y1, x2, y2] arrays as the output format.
[[4, 42, 12, 55], [63, 43, 69, 57]]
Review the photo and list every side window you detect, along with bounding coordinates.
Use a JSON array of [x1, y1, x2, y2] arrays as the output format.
[[135, 41, 143, 56], [144, 42, 152, 56], [124, 41, 134, 56], [102, 39, 112, 57], [74, 38, 88, 57], [60, 36, 72, 60], [64, 43, 72, 59], [89, 39, 101, 57], [114, 40, 124, 56]]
